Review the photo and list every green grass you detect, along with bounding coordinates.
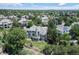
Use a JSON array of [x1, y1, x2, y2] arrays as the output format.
[[25, 39, 48, 51], [32, 41, 48, 50]]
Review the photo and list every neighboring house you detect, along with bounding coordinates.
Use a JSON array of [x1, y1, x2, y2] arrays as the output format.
[[21, 15, 30, 19], [28, 13, 34, 17], [0, 18, 13, 28], [18, 18, 28, 27], [8, 15, 18, 20], [37, 15, 41, 19], [53, 16, 59, 19], [0, 15, 5, 20], [24, 25, 48, 41], [70, 40, 78, 45], [56, 22, 71, 34], [41, 15, 49, 25], [70, 22, 79, 27]]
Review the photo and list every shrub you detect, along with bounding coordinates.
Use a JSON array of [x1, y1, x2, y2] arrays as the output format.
[[67, 46, 79, 55], [4, 28, 27, 55], [42, 45, 79, 55], [42, 45, 53, 55]]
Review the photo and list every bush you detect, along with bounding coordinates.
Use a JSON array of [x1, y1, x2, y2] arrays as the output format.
[[42, 45, 79, 55], [52, 45, 67, 55], [18, 48, 34, 55], [42, 45, 67, 55], [4, 28, 27, 55], [67, 46, 79, 55], [42, 45, 53, 55], [27, 21, 33, 28]]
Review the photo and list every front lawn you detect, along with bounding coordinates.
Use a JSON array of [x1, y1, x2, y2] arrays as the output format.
[[25, 39, 48, 51]]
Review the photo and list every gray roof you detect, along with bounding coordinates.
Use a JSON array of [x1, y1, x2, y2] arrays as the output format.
[[0, 19, 12, 24], [18, 18, 28, 23], [56, 24, 70, 34], [8, 15, 17, 18], [0, 15, 5, 18], [37, 26, 48, 35], [70, 22, 79, 28], [25, 25, 48, 35], [41, 15, 48, 20]]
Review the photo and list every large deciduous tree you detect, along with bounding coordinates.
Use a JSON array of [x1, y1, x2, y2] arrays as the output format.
[[4, 28, 26, 55]]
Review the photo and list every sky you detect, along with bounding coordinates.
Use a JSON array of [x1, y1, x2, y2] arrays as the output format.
[[0, 3, 79, 10]]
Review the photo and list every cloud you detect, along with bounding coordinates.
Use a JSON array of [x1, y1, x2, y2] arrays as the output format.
[[58, 3, 66, 6], [0, 3, 79, 10]]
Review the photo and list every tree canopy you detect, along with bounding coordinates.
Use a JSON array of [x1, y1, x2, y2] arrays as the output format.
[[4, 28, 27, 55]]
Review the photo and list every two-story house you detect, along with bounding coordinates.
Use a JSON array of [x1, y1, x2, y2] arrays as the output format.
[[56, 22, 71, 34], [0, 18, 13, 28], [41, 15, 49, 25], [24, 25, 48, 41], [18, 18, 28, 27]]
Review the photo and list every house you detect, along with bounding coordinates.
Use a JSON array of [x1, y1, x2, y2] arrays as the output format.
[[0, 15, 5, 20], [56, 22, 71, 34], [0, 18, 13, 28], [37, 15, 41, 19], [41, 15, 49, 25], [21, 15, 29, 19], [70, 22, 79, 27], [8, 15, 18, 20], [28, 13, 34, 17], [24, 25, 48, 41], [18, 18, 28, 27], [70, 40, 78, 45]]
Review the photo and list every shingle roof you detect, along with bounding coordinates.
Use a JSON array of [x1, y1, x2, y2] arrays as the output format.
[[25, 25, 48, 35], [0, 19, 12, 24], [18, 18, 28, 23], [41, 15, 48, 20]]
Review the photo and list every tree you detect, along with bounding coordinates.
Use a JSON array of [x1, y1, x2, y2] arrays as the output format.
[[42, 45, 53, 55], [70, 24, 79, 36], [64, 17, 73, 26], [59, 33, 71, 46], [32, 17, 42, 26], [69, 24, 79, 45], [61, 33, 71, 41], [27, 20, 33, 28], [13, 19, 19, 27], [47, 19, 60, 44], [70, 24, 79, 41], [4, 28, 26, 55]]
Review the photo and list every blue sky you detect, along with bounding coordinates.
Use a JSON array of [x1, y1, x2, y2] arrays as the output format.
[[0, 3, 79, 10]]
